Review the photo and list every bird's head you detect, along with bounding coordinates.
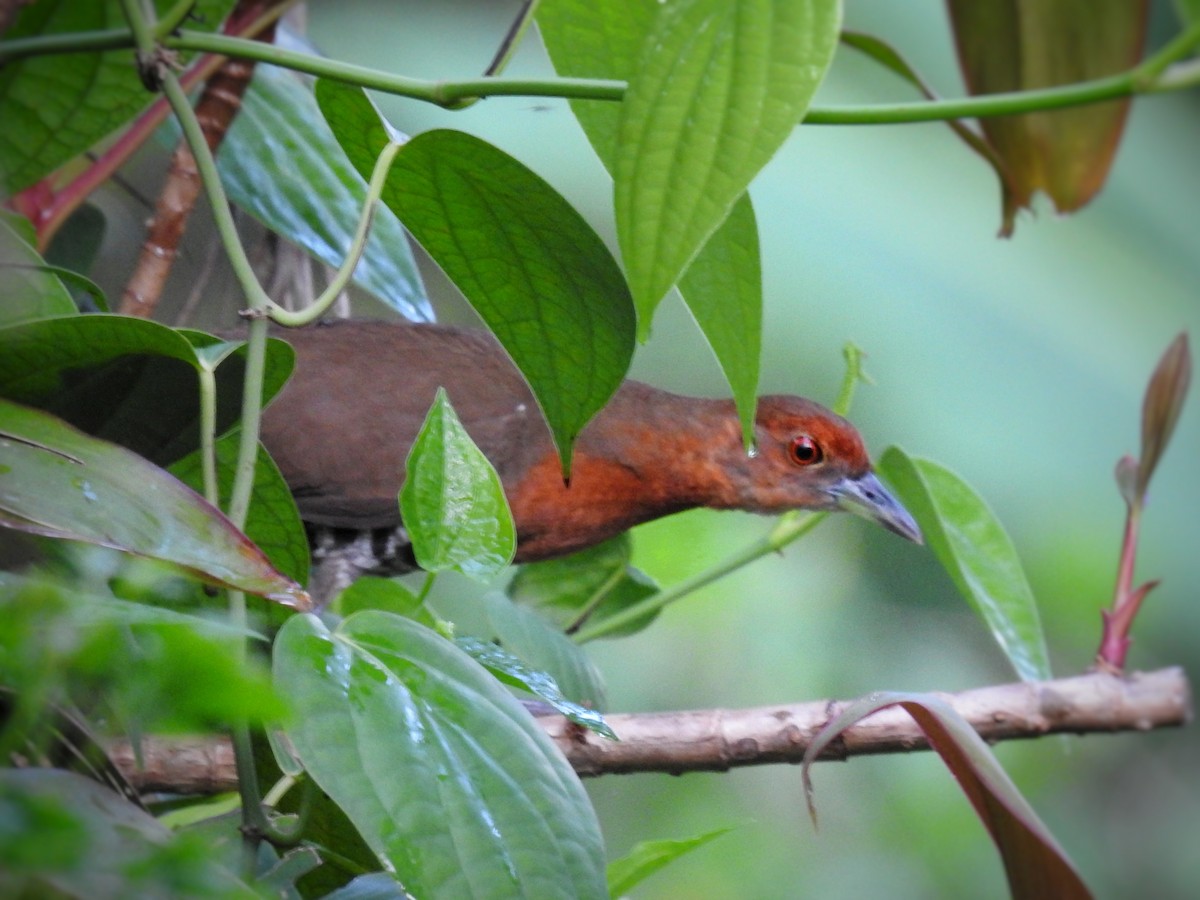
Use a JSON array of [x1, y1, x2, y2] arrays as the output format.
[[726, 395, 922, 544]]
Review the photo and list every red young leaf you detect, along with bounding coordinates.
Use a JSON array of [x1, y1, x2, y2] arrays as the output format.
[[804, 692, 1091, 900], [946, 0, 1150, 235], [1137, 332, 1191, 496]]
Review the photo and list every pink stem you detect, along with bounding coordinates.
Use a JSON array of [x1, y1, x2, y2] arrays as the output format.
[[1096, 503, 1142, 670]]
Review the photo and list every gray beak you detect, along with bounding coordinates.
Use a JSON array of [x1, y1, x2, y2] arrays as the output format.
[[831, 471, 923, 544]]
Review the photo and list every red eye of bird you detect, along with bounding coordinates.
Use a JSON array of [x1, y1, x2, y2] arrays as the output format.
[[789, 435, 823, 466]]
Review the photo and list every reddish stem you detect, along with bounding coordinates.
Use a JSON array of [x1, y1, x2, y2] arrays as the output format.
[[1095, 503, 1147, 672], [8, 3, 286, 251]]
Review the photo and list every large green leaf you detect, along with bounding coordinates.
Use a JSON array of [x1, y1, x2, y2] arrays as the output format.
[[612, 0, 840, 326], [676, 194, 762, 446], [315, 79, 636, 472], [537, 0, 657, 166], [0, 0, 236, 195], [877, 447, 1050, 681], [946, 0, 1149, 234], [399, 388, 516, 579], [219, 64, 430, 321], [538, 0, 763, 445], [0, 399, 307, 606], [273, 611, 608, 899], [0, 316, 293, 467], [803, 693, 1090, 899]]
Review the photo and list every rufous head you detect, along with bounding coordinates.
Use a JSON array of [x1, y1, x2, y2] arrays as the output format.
[[729, 395, 922, 543]]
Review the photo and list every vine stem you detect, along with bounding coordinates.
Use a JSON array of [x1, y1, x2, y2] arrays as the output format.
[[573, 511, 826, 643], [159, 20, 1200, 121], [5, 20, 1200, 121]]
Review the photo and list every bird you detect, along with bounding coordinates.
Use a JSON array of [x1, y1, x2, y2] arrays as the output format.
[[256, 320, 921, 597]]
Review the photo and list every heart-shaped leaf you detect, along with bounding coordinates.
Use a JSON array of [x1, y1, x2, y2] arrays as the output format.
[[400, 388, 515, 578], [508, 534, 660, 638], [316, 79, 636, 473], [273, 611, 607, 899], [613, 0, 840, 324], [538, 0, 764, 445]]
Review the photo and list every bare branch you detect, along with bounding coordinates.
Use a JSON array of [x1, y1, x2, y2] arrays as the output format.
[[109, 668, 1190, 792]]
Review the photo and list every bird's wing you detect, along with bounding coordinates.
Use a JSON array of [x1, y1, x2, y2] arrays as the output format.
[[259, 321, 553, 529]]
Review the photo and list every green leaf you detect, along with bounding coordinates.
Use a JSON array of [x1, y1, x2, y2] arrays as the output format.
[[400, 388, 516, 578], [219, 64, 430, 321], [0, 316, 294, 467], [946, 0, 1149, 234], [0, 212, 77, 326], [537, 0, 657, 166], [677, 194, 762, 445], [457, 635, 615, 739], [0, 398, 307, 607], [803, 693, 1091, 900], [273, 611, 608, 899], [538, 0, 763, 445], [315, 78, 636, 472], [508, 534, 661, 638], [0, 769, 257, 898], [613, 0, 841, 327], [877, 448, 1050, 682], [606, 825, 738, 896], [169, 430, 310, 586], [483, 592, 608, 710], [0, 0, 237, 195], [333, 576, 438, 628]]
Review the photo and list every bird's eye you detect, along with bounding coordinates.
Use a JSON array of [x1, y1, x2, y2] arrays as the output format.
[[789, 435, 823, 466]]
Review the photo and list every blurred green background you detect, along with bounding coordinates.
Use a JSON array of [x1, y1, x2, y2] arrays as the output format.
[[84, 1, 1198, 897]]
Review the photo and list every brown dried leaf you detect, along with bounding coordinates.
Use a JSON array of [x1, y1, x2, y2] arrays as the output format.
[[946, 0, 1149, 235]]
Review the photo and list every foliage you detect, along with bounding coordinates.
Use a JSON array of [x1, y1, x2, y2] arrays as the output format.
[[0, 1, 1195, 897]]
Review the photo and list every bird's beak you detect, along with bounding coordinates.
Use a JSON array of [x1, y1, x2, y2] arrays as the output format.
[[831, 471, 923, 544]]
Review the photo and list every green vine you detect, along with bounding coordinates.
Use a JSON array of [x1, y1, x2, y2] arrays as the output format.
[[3, 20, 1199, 122]]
